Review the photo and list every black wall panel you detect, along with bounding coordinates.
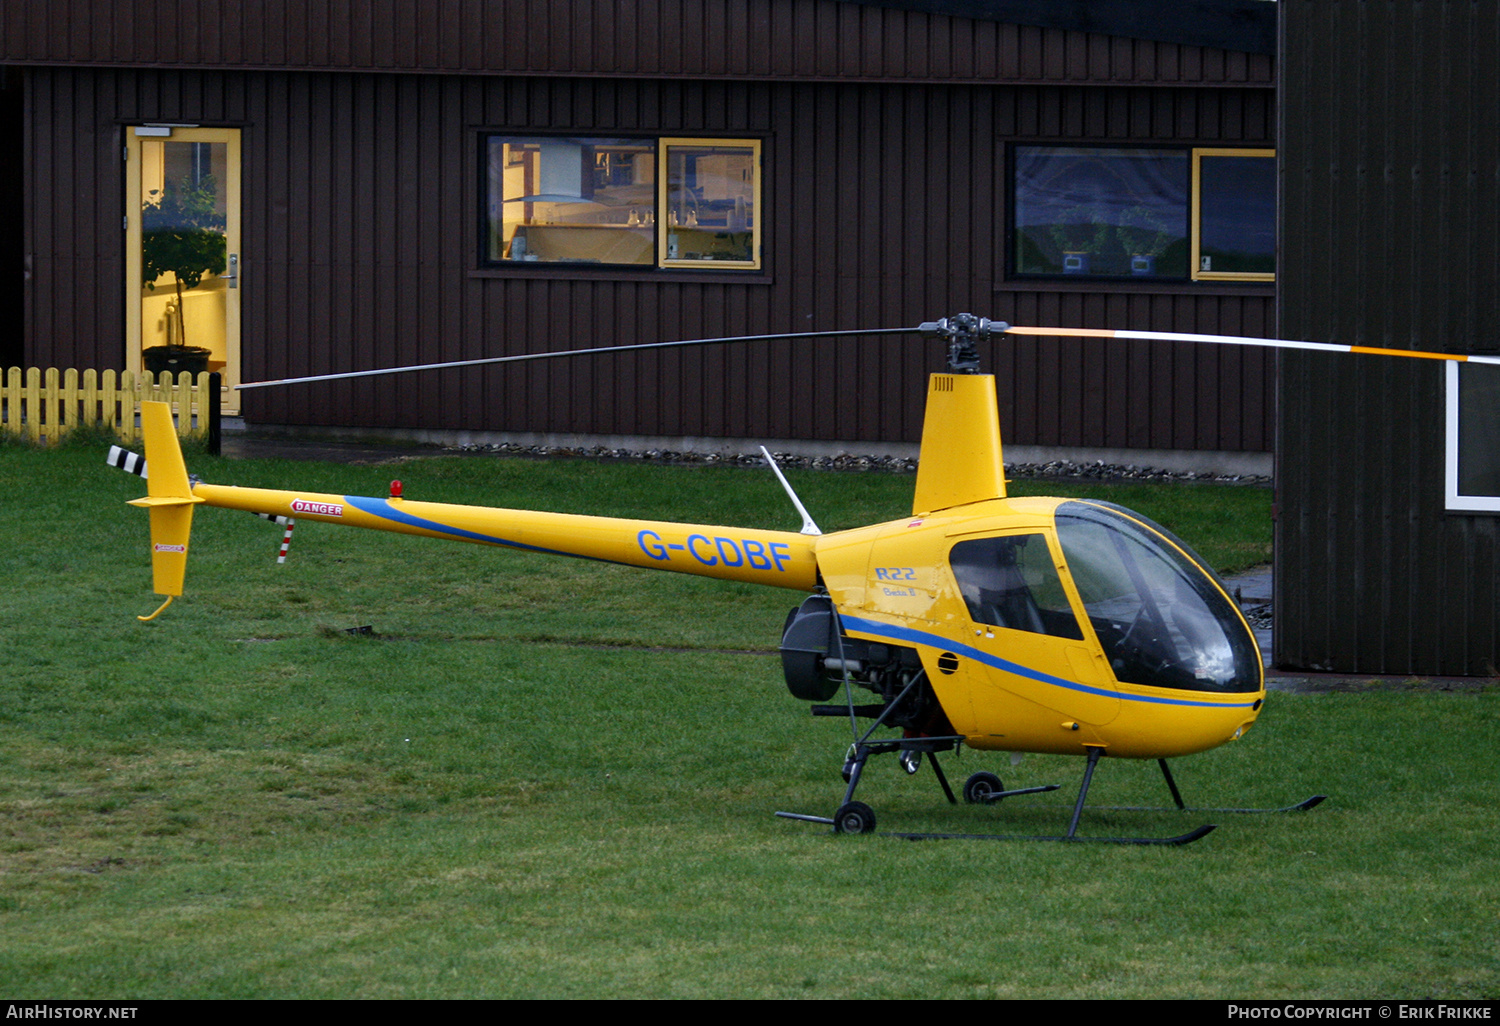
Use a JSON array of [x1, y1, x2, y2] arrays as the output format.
[[1278, 0, 1500, 674]]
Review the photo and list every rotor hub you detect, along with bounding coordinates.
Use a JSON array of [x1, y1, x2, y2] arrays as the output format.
[[918, 313, 1010, 373]]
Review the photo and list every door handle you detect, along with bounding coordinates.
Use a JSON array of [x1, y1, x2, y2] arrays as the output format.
[[225, 252, 239, 289]]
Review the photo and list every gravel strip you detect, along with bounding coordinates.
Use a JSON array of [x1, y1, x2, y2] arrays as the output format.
[[449, 441, 1271, 486]]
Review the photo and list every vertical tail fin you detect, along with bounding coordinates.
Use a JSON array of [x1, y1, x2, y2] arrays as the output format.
[[127, 402, 204, 618]]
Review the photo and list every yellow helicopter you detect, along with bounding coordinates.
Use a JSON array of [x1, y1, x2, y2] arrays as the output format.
[[124, 313, 1482, 842]]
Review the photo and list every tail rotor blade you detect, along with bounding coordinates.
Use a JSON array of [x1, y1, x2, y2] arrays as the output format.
[[106, 445, 148, 479]]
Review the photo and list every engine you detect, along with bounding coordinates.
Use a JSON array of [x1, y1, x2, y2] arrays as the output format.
[[778, 594, 950, 733]]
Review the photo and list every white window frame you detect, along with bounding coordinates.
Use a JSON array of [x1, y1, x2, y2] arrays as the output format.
[[1445, 360, 1500, 512]]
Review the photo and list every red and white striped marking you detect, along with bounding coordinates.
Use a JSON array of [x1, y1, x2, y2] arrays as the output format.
[[276, 519, 295, 564], [252, 513, 296, 562]]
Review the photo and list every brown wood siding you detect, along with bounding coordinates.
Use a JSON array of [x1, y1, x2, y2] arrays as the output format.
[[2, 0, 1272, 87], [20, 65, 1272, 452], [1278, 0, 1500, 675], [0, 69, 23, 368], [20, 67, 126, 371]]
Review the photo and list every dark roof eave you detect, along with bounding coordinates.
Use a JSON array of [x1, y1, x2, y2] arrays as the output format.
[[844, 0, 1277, 56]]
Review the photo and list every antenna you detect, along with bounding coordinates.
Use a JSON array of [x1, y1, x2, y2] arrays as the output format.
[[759, 446, 822, 536]]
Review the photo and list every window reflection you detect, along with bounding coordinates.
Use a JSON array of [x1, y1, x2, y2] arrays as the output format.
[[662, 141, 758, 265], [949, 534, 1084, 640], [1194, 150, 1276, 279], [1014, 147, 1190, 278], [484, 135, 761, 270], [488, 138, 656, 265], [1452, 361, 1500, 504], [1055, 502, 1259, 693]]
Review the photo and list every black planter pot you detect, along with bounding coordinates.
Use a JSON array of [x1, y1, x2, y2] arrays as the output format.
[[143, 347, 212, 377]]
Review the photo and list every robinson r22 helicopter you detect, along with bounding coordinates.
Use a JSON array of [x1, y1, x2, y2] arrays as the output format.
[[124, 313, 1480, 842]]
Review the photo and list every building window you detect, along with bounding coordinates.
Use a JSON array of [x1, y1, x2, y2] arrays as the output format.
[[659, 139, 761, 268], [1013, 147, 1190, 278], [1445, 360, 1500, 512], [1192, 149, 1275, 281], [1011, 145, 1274, 282], [484, 135, 761, 271]]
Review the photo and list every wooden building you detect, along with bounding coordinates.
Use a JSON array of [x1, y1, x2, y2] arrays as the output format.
[[3, 0, 1276, 459], [1278, 0, 1500, 675]]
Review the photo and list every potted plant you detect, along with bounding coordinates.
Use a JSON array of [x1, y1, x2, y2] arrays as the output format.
[[1115, 206, 1176, 276], [141, 174, 226, 376], [1048, 207, 1114, 274]]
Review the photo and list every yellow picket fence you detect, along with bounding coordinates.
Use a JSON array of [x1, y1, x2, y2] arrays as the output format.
[[0, 367, 215, 445]]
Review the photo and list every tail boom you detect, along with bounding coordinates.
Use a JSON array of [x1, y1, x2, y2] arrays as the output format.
[[190, 482, 820, 591], [129, 396, 820, 607]]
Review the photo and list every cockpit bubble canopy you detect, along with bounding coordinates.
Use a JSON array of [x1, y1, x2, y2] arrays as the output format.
[[1054, 501, 1261, 694]]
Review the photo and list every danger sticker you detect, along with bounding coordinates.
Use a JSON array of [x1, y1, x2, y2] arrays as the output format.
[[153, 543, 186, 553], [291, 499, 344, 517]]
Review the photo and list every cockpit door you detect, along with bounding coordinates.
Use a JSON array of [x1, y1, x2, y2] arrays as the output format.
[[944, 531, 1120, 739]]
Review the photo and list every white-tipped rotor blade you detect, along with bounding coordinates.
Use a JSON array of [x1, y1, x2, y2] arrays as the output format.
[[1004, 325, 1500, 365]]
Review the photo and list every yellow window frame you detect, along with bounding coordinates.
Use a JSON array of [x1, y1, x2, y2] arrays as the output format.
[[658, 137, 762, 271], [1191, 147, 1276, 282]]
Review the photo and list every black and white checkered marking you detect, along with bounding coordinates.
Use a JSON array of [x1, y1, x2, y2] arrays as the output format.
[[106, 446, 148, 479]]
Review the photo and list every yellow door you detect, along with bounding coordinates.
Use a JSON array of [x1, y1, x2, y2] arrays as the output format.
[[126, 126, 241, 413]]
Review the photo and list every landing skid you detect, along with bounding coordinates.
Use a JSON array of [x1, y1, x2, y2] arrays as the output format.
[[776, 744, 1222, 845], [772, 813, 1216, 846], [887, 824, 1217, 846], [1094, 796, 1326, 815], [1087, 761, 1328, 814], [776, 648, 1317, 843]]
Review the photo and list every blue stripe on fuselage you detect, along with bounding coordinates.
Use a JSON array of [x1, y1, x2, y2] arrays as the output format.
[[839, 614, 1259, 709], [343, 495, 617, 564]]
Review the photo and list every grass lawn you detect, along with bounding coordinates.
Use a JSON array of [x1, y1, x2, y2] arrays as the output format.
[[0, 443, 1494, 999]]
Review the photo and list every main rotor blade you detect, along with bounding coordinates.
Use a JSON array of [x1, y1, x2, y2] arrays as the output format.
[[237, 326, 926, 390], [1004, 325, 1500, 365]]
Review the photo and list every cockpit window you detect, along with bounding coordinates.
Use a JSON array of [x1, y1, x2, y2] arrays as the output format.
[[1055, 502, 1260, 693], [949, 534, 1084, 640]]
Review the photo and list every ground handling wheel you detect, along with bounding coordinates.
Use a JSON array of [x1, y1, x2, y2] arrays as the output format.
[[963, 771, 1004, 805], [833, 801, 877, 834]]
